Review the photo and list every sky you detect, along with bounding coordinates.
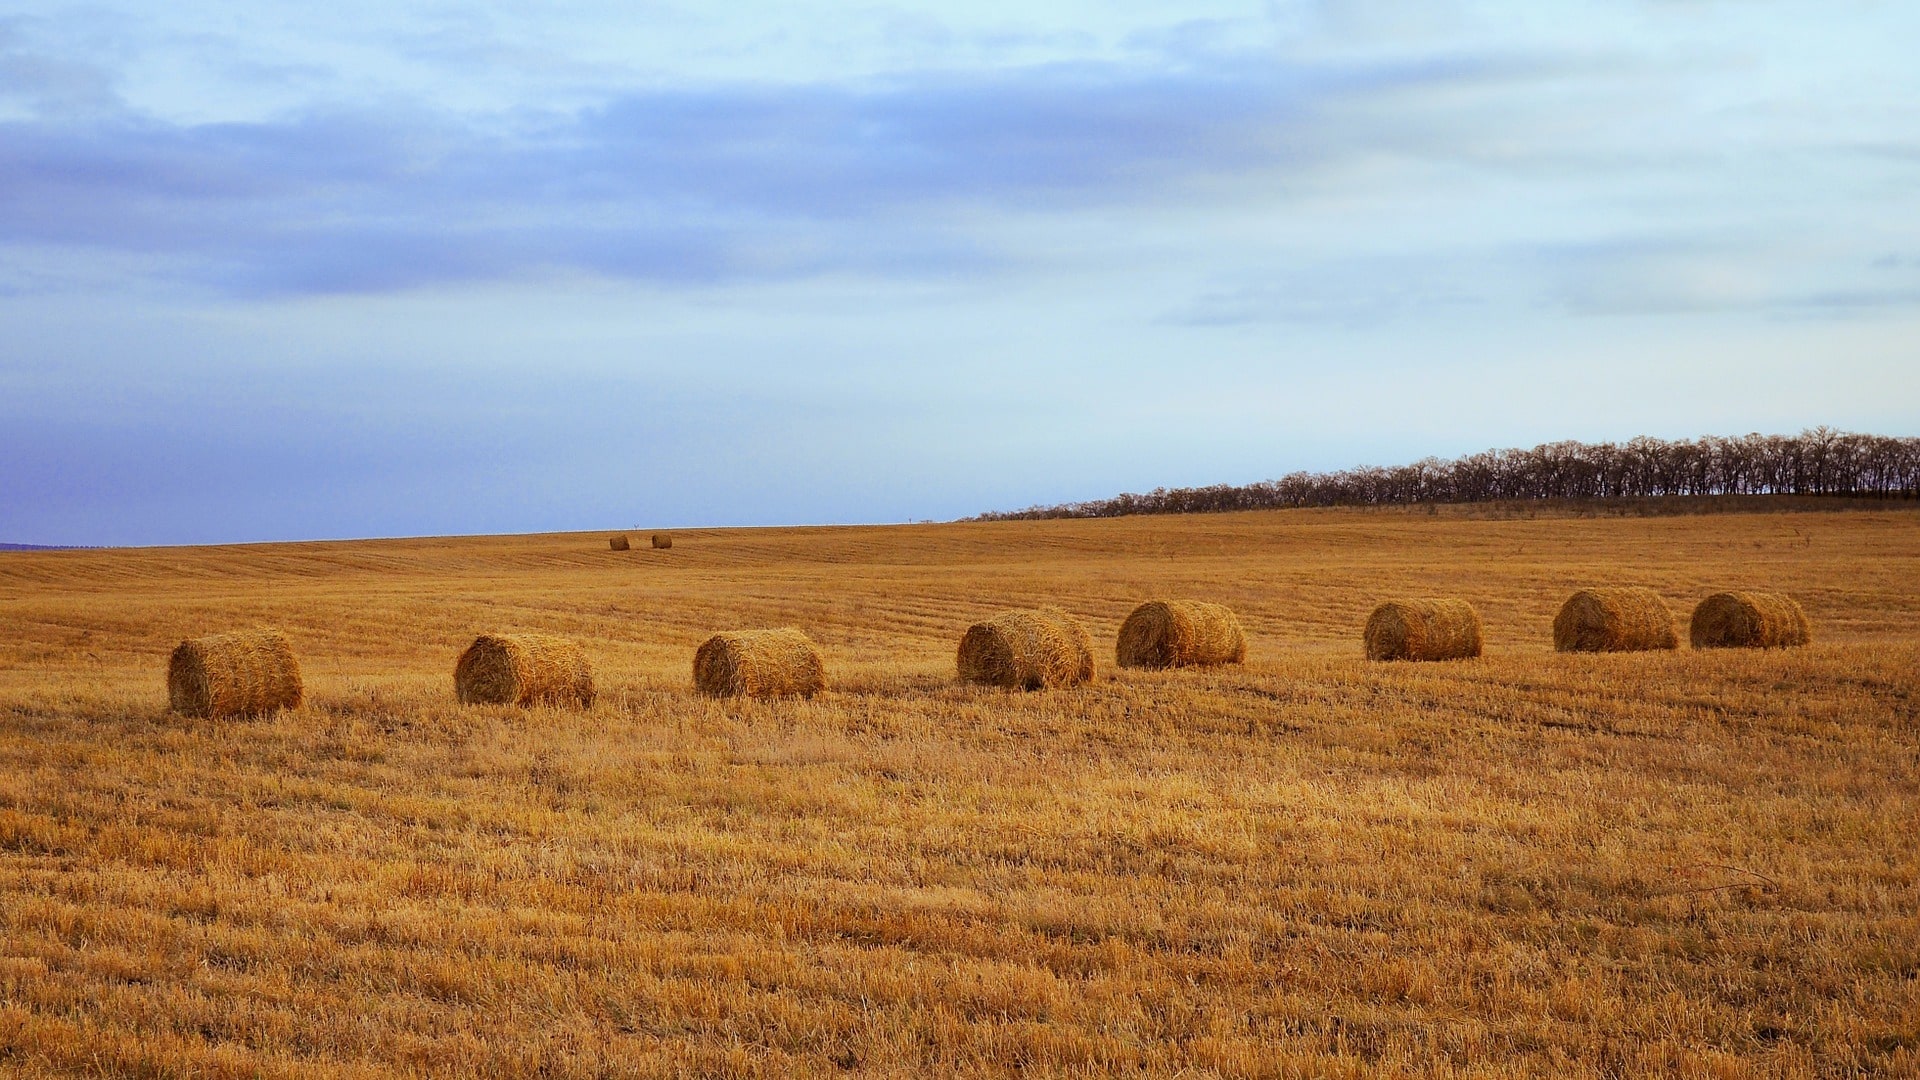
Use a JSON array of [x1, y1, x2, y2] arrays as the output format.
[[2, 1, 1917, 546]]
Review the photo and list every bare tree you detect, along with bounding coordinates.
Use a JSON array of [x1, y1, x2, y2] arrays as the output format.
[[975, 430, 1920, 520]]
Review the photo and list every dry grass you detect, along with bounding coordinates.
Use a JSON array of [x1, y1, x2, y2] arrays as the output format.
[[1, 507, 1917, 1077]]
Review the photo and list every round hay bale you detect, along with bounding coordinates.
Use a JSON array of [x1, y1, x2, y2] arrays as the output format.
[[651, 533, 673, 550], [957, 607, 1095, 690], [1115, 599, 1247, 669], [454, 634, 595, 707], [609, 535, 630, 551], [1363, 599, 1483, 662], [168, 629, 303, 718], [1553, 587, 1678, 653], [693, 628, 825, 698], [1690, 592, 1811, 649]]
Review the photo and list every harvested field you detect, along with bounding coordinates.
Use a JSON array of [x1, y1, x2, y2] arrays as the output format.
[[1, 507, 1917, 1077]]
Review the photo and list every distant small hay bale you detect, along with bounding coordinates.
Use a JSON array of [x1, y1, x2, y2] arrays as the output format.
[[693, 628, 825, 698], [1363, 599, 1483, 662], [651, 533, 673, 549], [957, 607, 1095, 690], [608, 535, 630, 551], [455, 634, 595, 707], [1690, 592, 1811, 650], [168, 629, 303, 718], [1553, 587, 1678, 653], [1115, 599, 1247, 670]]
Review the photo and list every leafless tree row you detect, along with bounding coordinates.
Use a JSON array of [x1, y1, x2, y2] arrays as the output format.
[[975, 429, 1920, 521]]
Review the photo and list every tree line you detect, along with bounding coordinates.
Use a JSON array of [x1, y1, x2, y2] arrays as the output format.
[[973, 429, 1920, 520]]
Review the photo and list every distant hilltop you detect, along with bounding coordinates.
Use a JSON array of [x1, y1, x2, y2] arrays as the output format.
[[974, 428, 1920, 521], [0, 543, 75, 551]]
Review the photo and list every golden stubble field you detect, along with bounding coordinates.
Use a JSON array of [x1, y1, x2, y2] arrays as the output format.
[[1, 507, 1916, 1078]]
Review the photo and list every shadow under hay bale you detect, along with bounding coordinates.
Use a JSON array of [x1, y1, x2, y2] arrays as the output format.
[[1553, 587, 1678, 653], [168, 629, 303, 718], [958, 607, 1095, 690], [1691, 591, 1811, 649], [694, 628, 825, 698], [609, 535, 630, 551], [1364, 599, 1483, 662], [651, 533, 673, 549], [1115, 599, 1247, 669], [454, 634, 595, 707]]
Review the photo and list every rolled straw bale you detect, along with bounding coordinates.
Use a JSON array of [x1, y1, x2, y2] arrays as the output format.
[[609, 535, 630, 551], [168, 629, 303, 718], [1116, 599, 1247, 669], [455, 634, 595, 707], [651, 533, 673, 549], [1363, 599, 1483, 662], [693, 628, 825, 698], [957, 607, 1095, 690], [1553, 587, 1678, 653], [1690, 592, 1811, 649]]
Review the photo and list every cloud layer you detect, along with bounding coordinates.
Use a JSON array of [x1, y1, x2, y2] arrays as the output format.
[[2, 2, 1917, 544], [1, 49, 1537, 294]]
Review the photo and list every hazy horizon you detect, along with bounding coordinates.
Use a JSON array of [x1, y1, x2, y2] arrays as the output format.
[[7, 425, 1916, 549], [5, 2, 1918, 546]]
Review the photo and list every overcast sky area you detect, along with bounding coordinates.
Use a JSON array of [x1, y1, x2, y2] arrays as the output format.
[[2, 1, 1917, 545]]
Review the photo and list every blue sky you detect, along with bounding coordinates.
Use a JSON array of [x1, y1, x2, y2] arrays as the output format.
[[2, 1, 1917, 545]]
